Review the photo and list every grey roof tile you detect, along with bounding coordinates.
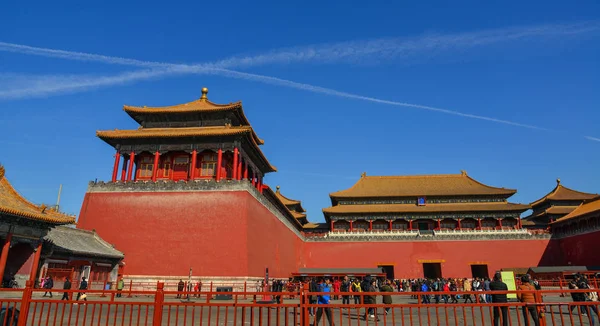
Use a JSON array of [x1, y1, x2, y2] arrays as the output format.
[[45, 226, 124, 260]]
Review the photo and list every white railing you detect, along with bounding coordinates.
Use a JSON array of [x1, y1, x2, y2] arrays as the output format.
[[328, 230, 419, 237], [328, 229, 531, 237], [434, 228, 529, 235]]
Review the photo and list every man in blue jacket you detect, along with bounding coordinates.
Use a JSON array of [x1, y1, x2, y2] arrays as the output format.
[[314, 278, 335, 326]]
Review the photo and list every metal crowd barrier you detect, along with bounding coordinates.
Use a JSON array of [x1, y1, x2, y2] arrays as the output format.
[[0, 281, 599, 325]]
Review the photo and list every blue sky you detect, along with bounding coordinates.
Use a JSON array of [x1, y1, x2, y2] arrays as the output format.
[[0, 0, 599, 222]]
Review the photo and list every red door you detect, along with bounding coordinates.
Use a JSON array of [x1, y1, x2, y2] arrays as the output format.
[[172, 156, 190, 181]]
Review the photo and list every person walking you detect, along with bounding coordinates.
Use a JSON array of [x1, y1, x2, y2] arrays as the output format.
[[177, 279, 184, 299], [351, 279, 362, 305], [76, 277, 88, 302], [517, 275, 540, 326], [463, 279, 474, 303], [380, 280, 394, 315], [489, 272, 508, 326], [314, 278, 334, 326], [42, 276, 54, 298], [116, 278, 125, 298], [363, 279, 379, 321], [61, 277, 72, 300], [340, 276, 350, 305]]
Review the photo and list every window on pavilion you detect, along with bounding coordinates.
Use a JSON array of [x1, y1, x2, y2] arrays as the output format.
[[138, 157, 154, 178], [162, 162, 171, 177], [481, 219, 497, 228], [201, 153, 217, 176], [440, 220, 457, 229]]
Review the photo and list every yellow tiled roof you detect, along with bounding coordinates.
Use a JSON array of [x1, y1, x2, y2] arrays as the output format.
[[323, 202, 530, 215], [123, 90, 251, 126], [554, 197, 600, 224], [0, 166, 76, 224], [330, 171, 516, 198], [275, 186, 306, 212], [530, 180, 599, 206], [527, 206, 577, 219], [97, 126, 264, 145]]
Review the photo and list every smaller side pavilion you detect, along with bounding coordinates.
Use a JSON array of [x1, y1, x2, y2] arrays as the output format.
[[274, 186, 308, 225], [551, 196, 600, 237], [0, 165, 75, 286], [523, 179, 599, 229], [42, 226, 124, 289]]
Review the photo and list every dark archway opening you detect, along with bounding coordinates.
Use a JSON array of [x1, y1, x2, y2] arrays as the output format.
[[378, 265, 395, 280], [423, 263, 442, 279], [471, 264, 489, 279]]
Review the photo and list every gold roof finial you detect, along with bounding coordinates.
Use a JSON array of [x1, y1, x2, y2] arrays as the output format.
[[276, 185, 280, 192], [361, 172, 367, 178], [557, 178, 561, 185], [200, 87, 208, 101], [461, 170, 467, 176]]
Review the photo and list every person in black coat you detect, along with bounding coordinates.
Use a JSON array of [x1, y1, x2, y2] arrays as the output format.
[[489, 272, 508, 326], [61, 277, 72, 300], [76, 277, 88, 301]]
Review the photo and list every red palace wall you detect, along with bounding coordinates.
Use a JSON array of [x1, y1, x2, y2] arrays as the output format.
[[77, 189, 306, 278], [77, 187, 565, 279], [304, 239, 552, 279], [78, 191, 250, 277], [557, 230, 600, 267]]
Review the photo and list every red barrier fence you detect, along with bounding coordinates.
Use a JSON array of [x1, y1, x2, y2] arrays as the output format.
[[1, 281, 599, 325]]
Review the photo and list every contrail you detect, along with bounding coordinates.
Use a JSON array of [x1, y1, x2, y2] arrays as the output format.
[[585, 136, 600, 142], [1, 21, 598, 70], [0, 66, 549, 131], [1, 22, 598, 139]]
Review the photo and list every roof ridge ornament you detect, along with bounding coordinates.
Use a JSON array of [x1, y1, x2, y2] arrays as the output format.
[[556, 178, 561, 185], [461, 170, 467, 176], [200, 87, 208, 101], [276, 185, 280, 192], [361, 172, 367, 178], [0, 164, 4, 180]]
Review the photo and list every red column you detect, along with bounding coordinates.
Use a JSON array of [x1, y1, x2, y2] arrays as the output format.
[[243, 162, 249, 180], [330, 221, 334, 231], [126, 152, 135, 181], [251, 171, 256, 186], [216, 149, 223, 181], [111, 150, 120, 182], [349, 221, 353, 231], [190, 150, 197, 180], [120, 157, 128, 181], [437, 219, 441, 230], [29, 241, 43, 282], [237, 157, 242, 181], [0, 233, 12, 283], [369, 221, 373, 231], [389, 221, 393, 231], [409, 220, 413, 231], [457, 219, 462, 230], [477, 218, 482, 230], [151, 151, 160, 182], [258, 177, 263, 193], [517, 217, 522, 229], [232, 148, 239, 180], [498, 219, 503, 230]]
